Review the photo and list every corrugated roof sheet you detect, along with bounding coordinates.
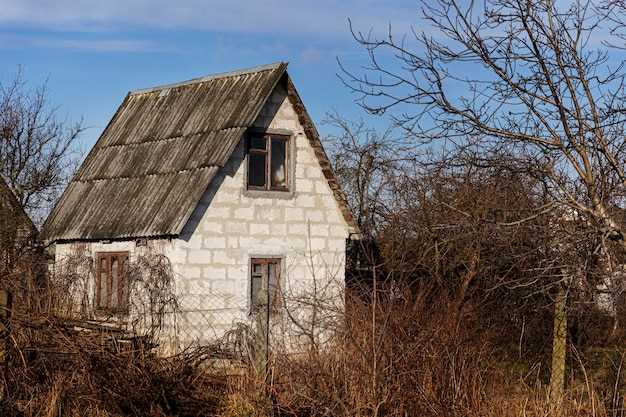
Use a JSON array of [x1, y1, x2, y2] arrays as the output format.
[[43, 62, 287, 241]]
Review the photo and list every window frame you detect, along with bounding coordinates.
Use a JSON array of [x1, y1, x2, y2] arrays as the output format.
[[249, 257, 283, 316], [95, 251, 129, 313], [246, 133, 290, 192]]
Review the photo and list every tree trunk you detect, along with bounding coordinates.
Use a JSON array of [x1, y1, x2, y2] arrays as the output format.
[[549, 286, 567, 406]]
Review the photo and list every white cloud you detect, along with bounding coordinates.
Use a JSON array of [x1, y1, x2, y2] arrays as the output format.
[[0, 33, 162, 52], [0, 0, 418, 38], [299, 47, 323, 63], [47, 39, 158, 52]]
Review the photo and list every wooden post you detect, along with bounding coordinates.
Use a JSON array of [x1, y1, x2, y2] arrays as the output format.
[[0, 288, 11, 346], [549, 286, 567, 407], [0, 289, 11, 402], [254, 303, 268, 378]]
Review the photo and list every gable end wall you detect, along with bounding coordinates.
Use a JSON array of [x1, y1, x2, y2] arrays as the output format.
[[168, 83, 350, 345]]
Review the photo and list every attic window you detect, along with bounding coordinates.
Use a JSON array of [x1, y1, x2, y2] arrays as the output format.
[[247, 134, 289, 191]]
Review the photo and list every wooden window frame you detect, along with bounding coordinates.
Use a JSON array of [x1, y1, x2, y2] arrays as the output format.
[[95, 251, 129, 313], [249, 257, 283, 315], [246, 133, 290, 192]]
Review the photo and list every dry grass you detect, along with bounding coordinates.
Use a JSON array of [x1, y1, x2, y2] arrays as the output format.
[[0, 258, 623, 417], [1, 292, 622, 417], [0, 255, 228, 417], [1, 318, 229, 417], [226, 289, 624, 417]]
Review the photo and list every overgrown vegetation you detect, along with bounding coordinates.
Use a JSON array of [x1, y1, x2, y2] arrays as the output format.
[[2, 267, 623, 417]]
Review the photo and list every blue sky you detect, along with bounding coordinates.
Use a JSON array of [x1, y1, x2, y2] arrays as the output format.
[[0, 0, 418, 152]]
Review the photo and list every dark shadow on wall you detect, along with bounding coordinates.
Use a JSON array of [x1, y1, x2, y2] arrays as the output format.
[[178, 143, 244, 242]]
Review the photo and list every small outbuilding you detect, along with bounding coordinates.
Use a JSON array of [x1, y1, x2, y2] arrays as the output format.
[[43, 63, 356, 349]]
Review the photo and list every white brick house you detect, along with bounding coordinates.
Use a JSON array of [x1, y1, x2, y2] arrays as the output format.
[[43, 63, 357, 349]]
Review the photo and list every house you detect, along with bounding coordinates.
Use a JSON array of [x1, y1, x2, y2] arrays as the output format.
[[42, 63, 357, 349], [0, 176, 37, 276]]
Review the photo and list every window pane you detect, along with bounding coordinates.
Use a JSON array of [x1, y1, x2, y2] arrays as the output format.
[[249, 136, 266, 150], [268, 262, 279, 289], [99, 258, 108, 308], [268, 262, 280, 309], [120, 255, 128, 307], [270, 138, 287, 189], [248, 153, 267, 188], [111, 257, 119, 308], [251, 275, 263, 310]]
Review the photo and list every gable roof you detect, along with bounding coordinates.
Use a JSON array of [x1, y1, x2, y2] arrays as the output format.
[[43, 62, 356, 243]]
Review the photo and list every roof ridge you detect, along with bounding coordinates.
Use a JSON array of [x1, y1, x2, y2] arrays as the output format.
[[130, 62, 288, 95]]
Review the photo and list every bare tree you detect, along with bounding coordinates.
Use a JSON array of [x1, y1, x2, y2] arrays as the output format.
[[340, 0, 626, 401], [0, 70, 83, 223], [341, 0, 626, 246], [324, 113, 408, 236]]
